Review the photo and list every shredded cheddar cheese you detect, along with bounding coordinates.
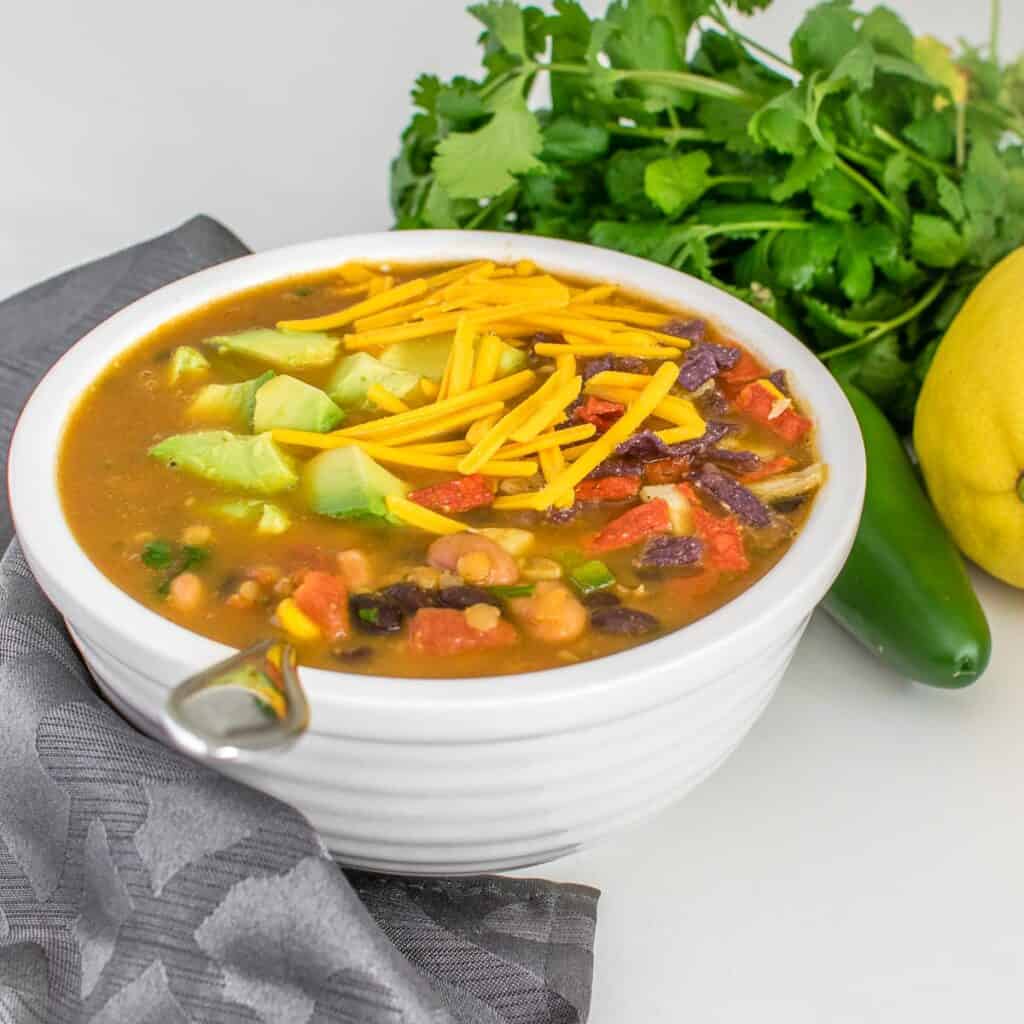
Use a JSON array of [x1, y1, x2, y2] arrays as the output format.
[[385, 495, 469, 535], [278, 277, 429, 332], [366, 384, 411, 415]]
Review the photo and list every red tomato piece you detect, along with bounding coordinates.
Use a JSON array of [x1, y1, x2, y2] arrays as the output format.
[[408, 474, 494, 514], [573, 395, 625, 433], [586, 499, 671, 553], [293, 571, 350, 640], [408, 608, 518, 656], [575, 476, 642, 503], [741, 455, 797, 483], [690, 504, 749, 572], [772, 408, 813, 444], [719, 350, 768, 396], [736, 382, 813, 444], [643, 457, 693, 484]]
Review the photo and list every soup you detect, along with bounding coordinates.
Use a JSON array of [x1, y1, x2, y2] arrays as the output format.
[[60, 259, 825, 678]]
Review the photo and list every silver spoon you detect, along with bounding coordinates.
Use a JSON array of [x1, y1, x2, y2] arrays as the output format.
[[163, 640, 309, 762]]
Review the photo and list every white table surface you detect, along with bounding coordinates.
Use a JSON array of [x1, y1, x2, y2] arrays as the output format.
[[5, 3, 1023, 1021]]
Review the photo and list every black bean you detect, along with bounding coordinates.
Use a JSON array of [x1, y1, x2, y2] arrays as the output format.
[[379, 583, 438, 613], [437, 586, 501, 610], [350, 593, 404, 634], [581, 590, 621, 609], [590, 606, 661, 636]]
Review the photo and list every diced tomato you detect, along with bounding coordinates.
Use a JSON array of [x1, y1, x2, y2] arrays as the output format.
[[573, 396, 625, 433], [735, 381, 813, 444], [575, 476, 642, 503], [293, 571, 350, 641], [666, 568, 722, 602], [741, 455, 797, 483], [719, 350, 768, 396], [692, 506, 749, 572], [772, 408, 813, 444], [586, 499, 671, 553], [643, 457, 692, 484], [408, 608, 518, 656], [409, 474, 494, 514]]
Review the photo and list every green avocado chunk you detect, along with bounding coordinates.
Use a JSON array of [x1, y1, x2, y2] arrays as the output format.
[[188, 371, 274, 430], [379, 334, 527, 382], [210, 498, 292, 534], [168, 345, 210, 385], [251, 375, 344, 433], [150, 431, 298, 494], [211, 327, 339, 369], [302, 446, 408, 522], [327, 352, 420, 410], [380, 336, 455, 381]]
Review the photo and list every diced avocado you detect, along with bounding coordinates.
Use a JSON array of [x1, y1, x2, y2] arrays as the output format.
[[208, 498, 291, 534], [257, 503, 291, 534], [495, 340, 528, 376], [378, 334, 527, 382], [302, 446, 408, 522], [211, 327, 339, 369], [150, 431, 298, 494], [568, 558, 616, 594], [327, 352, 420, 410], [168, 346, 210, 385], [188, 371, 274, 430], [251, 375, 344, 433], [380, 335, 454, 381]]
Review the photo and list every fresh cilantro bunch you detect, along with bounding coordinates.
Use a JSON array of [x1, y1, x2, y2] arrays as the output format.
[[390, 0, 1024, 426]]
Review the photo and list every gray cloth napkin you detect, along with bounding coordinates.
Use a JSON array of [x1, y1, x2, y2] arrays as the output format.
[[0, 217, 598, 1024]]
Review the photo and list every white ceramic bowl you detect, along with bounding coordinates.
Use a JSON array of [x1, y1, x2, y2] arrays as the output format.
[[9, 231, 865, 875]]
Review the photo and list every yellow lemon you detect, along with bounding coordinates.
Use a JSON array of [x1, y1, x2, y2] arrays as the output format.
[[915, 247, 1024, 587]]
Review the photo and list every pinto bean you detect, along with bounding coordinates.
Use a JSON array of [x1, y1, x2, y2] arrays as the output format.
[[168, 572, 204, 613], [426, 533, 520, 585], [507, 581, 587, 645]]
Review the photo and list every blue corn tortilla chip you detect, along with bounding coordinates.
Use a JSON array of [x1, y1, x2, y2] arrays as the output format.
[[694, 464, 771, 527], [634, 535, 703, 569], [706, 447, 762, 473], [659, 319, 708, 342], [615, 423, 733, 462], [677, 342, 743, 392], [585, 456, 644, 480], [768, 369, 788, 395]]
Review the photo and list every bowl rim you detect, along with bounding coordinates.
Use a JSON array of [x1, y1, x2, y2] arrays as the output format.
[[9, 230, 865, 713]]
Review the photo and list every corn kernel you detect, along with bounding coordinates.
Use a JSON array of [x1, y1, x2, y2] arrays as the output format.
[[465, 603, 501, 632], [276, 598, 321, 640]]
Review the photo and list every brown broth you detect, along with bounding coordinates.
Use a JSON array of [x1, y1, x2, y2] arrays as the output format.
[[59, 262, 818, 678]]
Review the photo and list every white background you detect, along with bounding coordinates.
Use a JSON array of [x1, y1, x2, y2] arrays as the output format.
[[5, 3, 1024, 1022]]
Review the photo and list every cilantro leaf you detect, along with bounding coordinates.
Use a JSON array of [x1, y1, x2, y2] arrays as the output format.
[[771, 148, 835, 202], [936, 176, 965, 223], [771, 224, 841, 291], [911, 214, 966, 268], [644, 151, 712, 216], [432, 81, 542, 199], [470, 1, 529, 61], [141, 540, 174, 570], [859, 6, 914, 59], [542, 116, 610, 163], [749, 85, 812, 154], [790, 1, 859, 76]]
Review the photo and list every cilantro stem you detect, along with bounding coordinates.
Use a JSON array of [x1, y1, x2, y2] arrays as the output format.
[[836, 157, 907, 225], [706, 12, 796, 72], [872, 126, 955, 177], [835, 144, 885, 176], [819, 275, 950, 361], [991, 0, 1001, 61], [538, 62, 758, 105], [607, 123, 709, 144], [693, 220, 812, 241]]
